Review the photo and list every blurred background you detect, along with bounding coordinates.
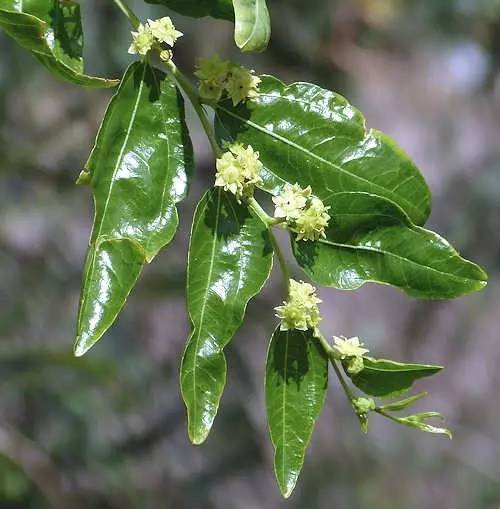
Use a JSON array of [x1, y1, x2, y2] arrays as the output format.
[[0, 0, 499, 507]]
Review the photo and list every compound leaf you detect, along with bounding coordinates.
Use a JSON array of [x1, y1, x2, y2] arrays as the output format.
[[181, 187, 273, 444], [265, 328, 328, 498], [75, 61, 193, 356], [0, 0, 118, 87]]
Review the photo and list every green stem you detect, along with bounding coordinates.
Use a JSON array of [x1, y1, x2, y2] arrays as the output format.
[[332, 359, 357, 402], [248, 199, 290, 291], [166, 61, 291, 294], [270, 229, 291, 292], [164, 61, 222, 157], [112, 0, 141, 29], [374, 407, 401, 425]]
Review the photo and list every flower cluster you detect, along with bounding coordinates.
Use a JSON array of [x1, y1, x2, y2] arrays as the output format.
[[128, 17, 183, 58], [333, 335, 369, 374], [272, 183, 331, 241], [214, 144, 263, 201], [275, 279, 322, 333], [195, 56, 261, 105]]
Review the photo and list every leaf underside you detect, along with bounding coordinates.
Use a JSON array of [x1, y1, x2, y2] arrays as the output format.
[[233, 0, 271, 53], [265, 328, 328, 498], [181, 187, 273, 444], [0, 0, 117, 87], [347, 356, 442, 398], [75, 61, 193, 356]]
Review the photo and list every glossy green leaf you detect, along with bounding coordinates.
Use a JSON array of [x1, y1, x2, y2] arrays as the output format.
[[75, 61, 193, 356], [233, 0, 271, 52], [386, 412, 452, 439], [181, 187, 273, 444], [144, 0, 234, 20], [292, 191, 487, 298], [346, 356, 442, 398], [215, 75, 431, 225], [0, 0, 117, 87], [379, 392, 428, 412], [265, 328, 328, 498]]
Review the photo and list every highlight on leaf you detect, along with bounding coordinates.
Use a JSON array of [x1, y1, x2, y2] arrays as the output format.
[[74, 61, 193, 356], [180, 187, 273, 444]]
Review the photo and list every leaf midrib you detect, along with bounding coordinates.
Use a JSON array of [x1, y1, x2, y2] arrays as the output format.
[[280, 330, 289, 492], [79, 63, 146, 326], [215, 104, 423, 223], [238, 0, 261, 48], [363, 366, 439, 374], [318, 238, 481, 285], [189, 189, 222, 433]]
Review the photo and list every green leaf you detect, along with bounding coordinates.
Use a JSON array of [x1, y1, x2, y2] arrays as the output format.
[[292, 191, 487, 299], [379, 392, 428, 412], [0, 0, 117, 87], [265, 328, 328, 498], [233, 0, 271, 52], [214, 75, 431, 226], [75, 61, 193, 356], [346, 356, 442, 398], [180, 188, 273, 444], [144, 0, 234, 20], [386, 411, 452, 439]]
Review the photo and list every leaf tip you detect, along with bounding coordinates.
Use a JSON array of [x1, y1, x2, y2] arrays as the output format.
[[188, 426, 209, 446], [275, 465, 299, 499], [73, 336, 94, 357], [279, 480, 296, 499]]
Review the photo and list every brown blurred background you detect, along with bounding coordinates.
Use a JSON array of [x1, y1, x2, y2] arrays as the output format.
[[0, 0, 499, 507]]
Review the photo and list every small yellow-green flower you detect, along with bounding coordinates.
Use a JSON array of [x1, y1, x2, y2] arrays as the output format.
[[333, 335, 369, 374], [195, 55, 230, 82], [275, 279, 322, 332], [293, 197, 330, 241], [195, 57, 260, 105], [333, 336, 369, 358], [273, 183, 312, 220], [128, 24, 154, 56], [215, 151, 245, 196], [232, 144, 263, 182], [225, 65, 261, 106], [198, 79, 225, 102], [214, 144, 263, 200], [147, 17, 183, 46], [195, 56, 230, 102]]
